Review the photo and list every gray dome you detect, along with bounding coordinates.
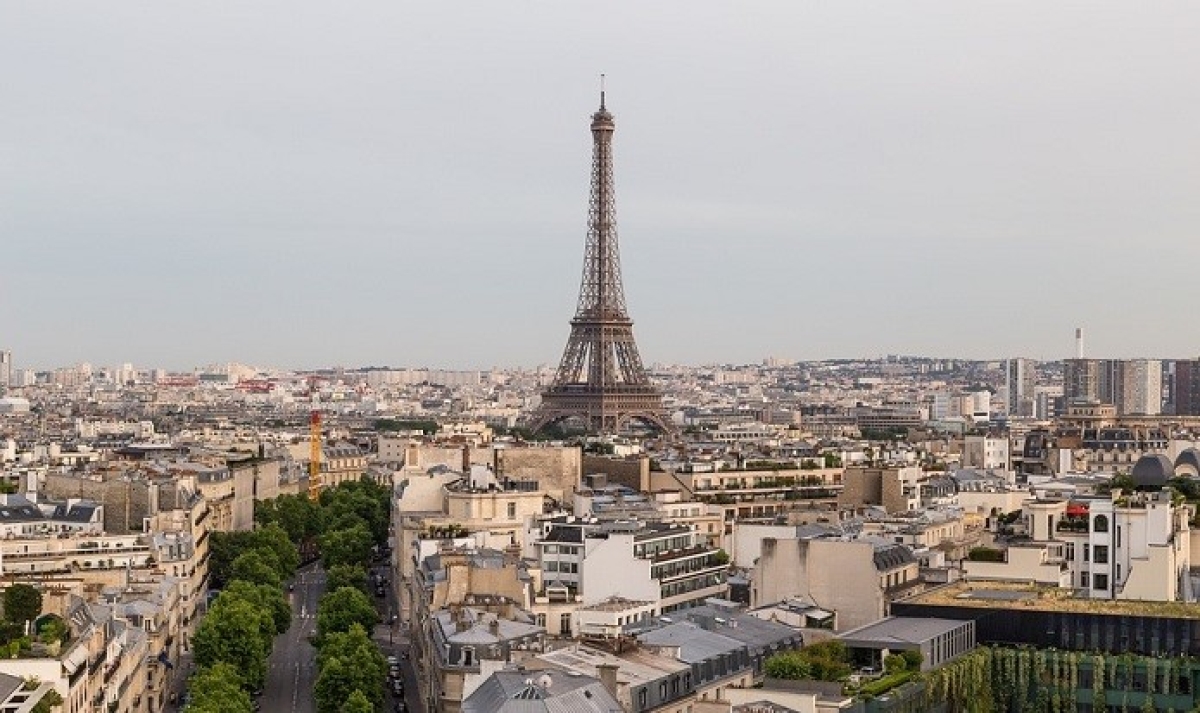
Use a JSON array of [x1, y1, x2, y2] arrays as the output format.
[[1174, 448, 1200, 475], [1131, 454, 1173, 489]]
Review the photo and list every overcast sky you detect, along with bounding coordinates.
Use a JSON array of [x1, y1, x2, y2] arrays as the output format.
[[3, 3, 1199, 372]]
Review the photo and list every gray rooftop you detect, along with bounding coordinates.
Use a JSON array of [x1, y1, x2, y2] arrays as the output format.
[[462, 669, 622, 713], [838, 616, 968, 648], [637, 621, 744, 663]]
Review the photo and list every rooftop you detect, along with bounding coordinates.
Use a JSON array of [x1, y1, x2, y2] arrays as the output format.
[[838, 616, 967, 647], [904, 581, 1200, 619]]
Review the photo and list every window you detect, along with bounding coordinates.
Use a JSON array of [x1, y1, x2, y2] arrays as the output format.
[[545, 544, 558, 554], [1095, 573, 1109, 590], [1065, 543, 1075, 561], [1083, 545, 1090, 562], [507, 502, 517, 518], [1116, 526, 1122, 547], [560, 613, 572, 633], [1093, 514, 1109, 533], [659, 682, 668, 699], [1080, 572, 1090, 588], [1094, 545, 1109, 564], [638, 689, 648, 710]]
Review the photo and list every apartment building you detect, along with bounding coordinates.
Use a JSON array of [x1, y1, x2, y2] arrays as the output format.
[[963, 456, 1191, 601], [752, 537, 921, 632], [530, 518, 728, 615], [0, 594, 148, 713], [394, 464, 546, 623]]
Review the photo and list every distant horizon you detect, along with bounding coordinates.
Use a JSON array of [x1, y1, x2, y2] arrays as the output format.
[[7, 351, 1200, 376]]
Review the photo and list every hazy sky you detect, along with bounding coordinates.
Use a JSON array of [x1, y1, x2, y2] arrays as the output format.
[[4, 3, 1199, 371]]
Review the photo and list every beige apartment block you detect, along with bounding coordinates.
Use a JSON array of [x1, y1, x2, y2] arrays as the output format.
[[838, 466, 923, 514], [752, 537, 919, 632]]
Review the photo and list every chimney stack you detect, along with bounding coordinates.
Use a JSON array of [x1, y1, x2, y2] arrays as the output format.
[[597, 663, 619, 698], [488, 618, 500, 637]]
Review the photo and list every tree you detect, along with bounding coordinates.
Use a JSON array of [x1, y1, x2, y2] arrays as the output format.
[[320, 523, 374, 569], [250, 523, 300, 578], [764, 651, 812, 680], [326, 564, 368, 594], [3, 584, 42, 626], [192, 598, 273, 690], [900, 649, 923, 671], [230, 550, 283, 590], [314, 654, 383, 713], [208, 531, 257, 589], [315, 587, 378, 646], [185, 663, 253, 713], [316, 624, 386, 682], [884, 653, 907, 674], [223, 580, 291, 635], [340, 690, 373, 713]]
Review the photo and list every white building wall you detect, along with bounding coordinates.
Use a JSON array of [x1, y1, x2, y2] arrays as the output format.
[[579, 534, 657, 606]]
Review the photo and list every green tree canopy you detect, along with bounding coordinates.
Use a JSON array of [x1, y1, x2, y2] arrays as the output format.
[[250, 523, 300, 577], [223, 580, 292, 635], [314, 654, 383, 713], [326, 564, 368, 594], [764, 651, 813, 680], [3, 584, 42, 626], [208, 531, 257, 589], [320, 523, 374, 569], [315, 587, 378, 646], [192, 597, 273, 689], [316, 624, 385, 681], [339, 690, 373, 713], [230, 549, 283, 590], [185, 662, 253, 713], [256, 494, 323, 544]]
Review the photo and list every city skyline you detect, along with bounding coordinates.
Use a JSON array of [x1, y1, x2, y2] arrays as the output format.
[[4, 2, 1200, 371]]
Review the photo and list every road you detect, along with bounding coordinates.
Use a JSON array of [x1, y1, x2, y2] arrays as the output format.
[[165, 558, 422, 713], [369, 559, 423, 713], [262, 563, 326, 713]]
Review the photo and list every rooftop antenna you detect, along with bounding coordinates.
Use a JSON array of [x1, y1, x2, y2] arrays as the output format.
[[600, 73, 606, 110]]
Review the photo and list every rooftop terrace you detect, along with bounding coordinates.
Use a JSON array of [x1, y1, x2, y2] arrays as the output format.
[[905, 581, 1200, 620]]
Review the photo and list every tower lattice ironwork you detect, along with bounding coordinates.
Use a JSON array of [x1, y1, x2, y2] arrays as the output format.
[[530, 92, 671, 435]]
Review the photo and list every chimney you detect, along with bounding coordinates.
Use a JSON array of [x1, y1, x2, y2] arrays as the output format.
[[462, 445, 470, 474], [1075, 327, 1084, 359], [488, 618, 500, 637], [597, 663, 619, 698]]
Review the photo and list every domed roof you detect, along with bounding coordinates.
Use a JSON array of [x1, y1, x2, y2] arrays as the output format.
[[1174, 448, 1200, 474], [1131, 454, 1173, 489]]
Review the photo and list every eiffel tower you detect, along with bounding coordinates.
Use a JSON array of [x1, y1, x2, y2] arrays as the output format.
[[530, 91, 671, 435]]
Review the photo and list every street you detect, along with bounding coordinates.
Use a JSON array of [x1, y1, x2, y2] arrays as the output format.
[[369, 558, 424, 713], [262, 562, 326, 713], [164, 557, 421, 713]]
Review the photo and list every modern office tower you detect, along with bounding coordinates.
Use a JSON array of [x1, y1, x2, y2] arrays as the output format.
[[531, 92, 669, 435], [0, 351, 10, 388], [1006, 358, 1036, 418], [1119, 359, 1163, 415]]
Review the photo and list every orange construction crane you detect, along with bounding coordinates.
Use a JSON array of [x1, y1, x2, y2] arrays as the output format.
[[308, 410, 322, 502]]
